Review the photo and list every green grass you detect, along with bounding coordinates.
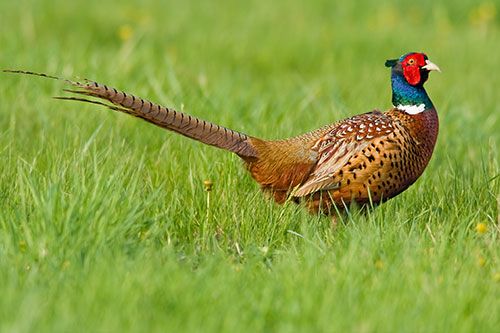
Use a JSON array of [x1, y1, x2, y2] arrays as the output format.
[[0, 0, 499, 332]]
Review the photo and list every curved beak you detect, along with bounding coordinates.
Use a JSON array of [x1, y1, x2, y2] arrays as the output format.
[[422, 59, 441, 72]]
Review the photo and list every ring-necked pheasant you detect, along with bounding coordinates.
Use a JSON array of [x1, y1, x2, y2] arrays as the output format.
[[4, 52, 440, 216]]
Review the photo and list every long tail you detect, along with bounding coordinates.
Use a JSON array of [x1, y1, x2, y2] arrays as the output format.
[[3, 70, 258, 159]]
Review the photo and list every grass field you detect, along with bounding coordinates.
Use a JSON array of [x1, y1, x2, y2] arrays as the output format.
[[0, 0, 499, 332]]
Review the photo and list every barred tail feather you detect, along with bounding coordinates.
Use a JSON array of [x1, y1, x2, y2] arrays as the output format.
[[4, 69, 258, 159]]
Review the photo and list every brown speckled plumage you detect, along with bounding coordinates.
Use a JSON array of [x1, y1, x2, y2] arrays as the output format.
[[289, 108, 439, 213], [4, 52, 440, 217]]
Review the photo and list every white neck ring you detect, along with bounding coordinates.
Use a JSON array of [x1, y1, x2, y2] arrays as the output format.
[[396, 103, 426, 115]]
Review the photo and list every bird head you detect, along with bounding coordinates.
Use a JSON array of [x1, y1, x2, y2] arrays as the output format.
[[385, 52, 440, 86]]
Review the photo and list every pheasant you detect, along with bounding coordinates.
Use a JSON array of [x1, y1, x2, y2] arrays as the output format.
[[4, 52, 440, 216]]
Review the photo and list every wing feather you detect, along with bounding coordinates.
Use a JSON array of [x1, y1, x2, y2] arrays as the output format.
[[292, 111, 396, 197]]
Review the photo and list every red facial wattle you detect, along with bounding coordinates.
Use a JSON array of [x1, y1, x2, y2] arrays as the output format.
[[402, 53, 427, 86]]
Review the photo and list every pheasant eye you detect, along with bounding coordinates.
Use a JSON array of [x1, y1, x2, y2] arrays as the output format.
[[408, 58, 415, 65]]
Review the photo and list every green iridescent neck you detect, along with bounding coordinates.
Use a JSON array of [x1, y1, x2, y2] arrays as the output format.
[[391, 73, 433, 109]]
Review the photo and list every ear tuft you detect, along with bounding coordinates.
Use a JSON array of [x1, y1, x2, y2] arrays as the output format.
[[385, 59, 398, 68]]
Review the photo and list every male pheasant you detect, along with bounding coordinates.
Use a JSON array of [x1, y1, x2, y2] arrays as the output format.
[[5, 52, 440, 216]]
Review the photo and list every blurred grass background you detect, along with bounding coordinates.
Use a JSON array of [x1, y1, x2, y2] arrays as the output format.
[[0, 0, 498, 332]]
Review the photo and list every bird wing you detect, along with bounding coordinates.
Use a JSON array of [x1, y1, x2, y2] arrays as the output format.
[[292, 111, 397, 197]]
